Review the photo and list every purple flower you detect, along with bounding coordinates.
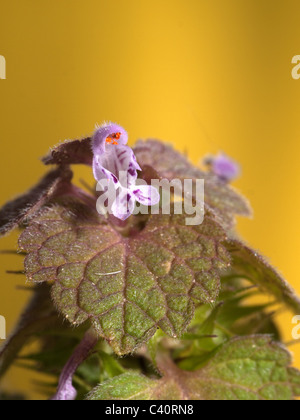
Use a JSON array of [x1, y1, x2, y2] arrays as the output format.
[[92, 122, 160, 220], [204, 153, 240, 183]]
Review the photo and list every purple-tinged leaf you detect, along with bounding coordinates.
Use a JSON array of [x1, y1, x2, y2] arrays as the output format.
[[19, 201, 230, 355], [42, 137, 93, 166], [0, 166, 72, 237]]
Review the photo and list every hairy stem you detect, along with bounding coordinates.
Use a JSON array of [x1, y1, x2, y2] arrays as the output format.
[[51, 328, 98, 401]]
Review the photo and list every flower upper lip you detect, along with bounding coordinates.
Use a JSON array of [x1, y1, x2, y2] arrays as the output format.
[[92, 122, 141, 188]]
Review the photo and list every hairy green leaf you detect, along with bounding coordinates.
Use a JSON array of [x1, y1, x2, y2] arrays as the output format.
[[87, 336, 300, 400], [226, 239, 300, 313], [87, 371, 181, 400], [19, 200, 230, 355]]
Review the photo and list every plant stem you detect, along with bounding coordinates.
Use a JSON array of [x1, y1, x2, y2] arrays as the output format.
[[51, 328, 98, 401]]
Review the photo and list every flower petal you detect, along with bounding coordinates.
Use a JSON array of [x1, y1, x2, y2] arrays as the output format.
[[212, 154, 240, 182], [93, 156, 120, 186], [92, 122, 128, 156], [132, 185, 160, 206], [115, 145, 141, 188], [111, 189, 136, 221], [93, 145, 141, 189]]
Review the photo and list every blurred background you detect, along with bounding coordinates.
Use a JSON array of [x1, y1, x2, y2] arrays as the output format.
[[0, 0, 300, 399]]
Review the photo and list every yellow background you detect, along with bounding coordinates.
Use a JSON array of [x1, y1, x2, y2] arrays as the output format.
[[0, 0, 300, 398]]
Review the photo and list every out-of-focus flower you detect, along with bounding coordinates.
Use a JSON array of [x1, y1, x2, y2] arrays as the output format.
[[92, 122, 160, 220], [204, 153, 240, 182]]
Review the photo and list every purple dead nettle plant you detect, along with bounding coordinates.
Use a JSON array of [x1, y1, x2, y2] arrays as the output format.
[[54, 123, 161, 400], [1, 121, 300, 401], [53, 124, 158, 399]]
